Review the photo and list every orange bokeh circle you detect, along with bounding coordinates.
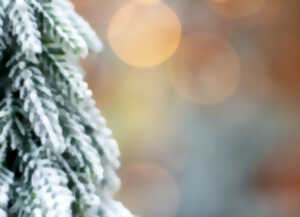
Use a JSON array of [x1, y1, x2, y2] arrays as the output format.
[[169, 33, 241, 105], [207, 0, 266, 19]]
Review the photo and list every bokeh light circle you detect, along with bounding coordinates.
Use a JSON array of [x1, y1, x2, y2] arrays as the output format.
[[117, 163, 180, 217], [207, 0, 266, 19], [168, 33, 241, 105], [108, 2, 182, 68], [133, 0, 161, 5], [255, 142, 300, 217]]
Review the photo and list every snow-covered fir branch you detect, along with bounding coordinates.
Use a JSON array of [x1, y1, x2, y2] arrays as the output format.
[[0, 166, 13, 217], [0, 0, 134, 216]]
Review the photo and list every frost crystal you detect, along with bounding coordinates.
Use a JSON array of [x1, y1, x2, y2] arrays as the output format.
[[0, 0, 134, 216]]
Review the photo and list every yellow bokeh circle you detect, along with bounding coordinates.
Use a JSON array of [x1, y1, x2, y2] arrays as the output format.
[[108, 2, 182, 68]]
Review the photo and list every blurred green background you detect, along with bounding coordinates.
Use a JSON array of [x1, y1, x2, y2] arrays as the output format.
[[73, 0, 300, 216]]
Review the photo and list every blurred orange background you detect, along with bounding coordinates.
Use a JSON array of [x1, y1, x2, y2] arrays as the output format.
[[73, 0, 300, 216]]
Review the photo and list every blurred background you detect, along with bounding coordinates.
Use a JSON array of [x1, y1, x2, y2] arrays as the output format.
[[73, 0, 300, 216]]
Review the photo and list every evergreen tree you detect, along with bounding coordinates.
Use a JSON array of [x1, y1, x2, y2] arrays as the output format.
[[0, 0, 134, 216]]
